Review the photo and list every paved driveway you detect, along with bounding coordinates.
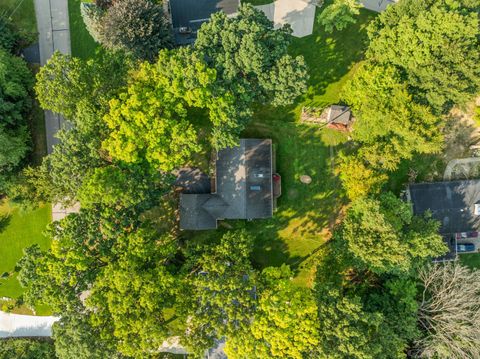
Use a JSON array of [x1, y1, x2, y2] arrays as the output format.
[[255, 0, 317, 37], [0, 312, 59, 337]]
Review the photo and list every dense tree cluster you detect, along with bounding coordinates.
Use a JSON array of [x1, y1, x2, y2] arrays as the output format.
[[0, 17, 35, 193], [367, 0, 480, 113], [13, 0, 478, 358], [333, 192, 446, 274], [0, 338, 56, 359], [338, 0, 480, 199], [13, 4, 311, 358]]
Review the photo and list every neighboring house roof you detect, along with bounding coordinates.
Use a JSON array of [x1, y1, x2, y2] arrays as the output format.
[[168, 0, 240, 45], [180, 139, 273, 230], [408, 180, 480, 234]]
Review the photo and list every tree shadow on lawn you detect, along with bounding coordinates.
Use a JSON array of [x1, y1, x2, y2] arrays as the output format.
[[242, 117, 347, 277], [289, 8, 377, 107], [0, 213, 11, 233]]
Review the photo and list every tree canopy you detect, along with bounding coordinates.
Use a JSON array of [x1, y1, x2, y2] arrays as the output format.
[[342, 63, 443, 171], [0, 339, 56, 359], [0, 48, 33, 189], [81, 0, 172, 61], [196, 5, 308, 110], [333, 192, 447, 274], [318, 0, 362, 33], [102, 48, 212, 171], [181, 230, 257, 355], [367, 0, 480, 113], [225, 265, 319, 358]]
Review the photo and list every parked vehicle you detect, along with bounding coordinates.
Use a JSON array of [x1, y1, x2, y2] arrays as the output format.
[[457, 243, 476, 253]]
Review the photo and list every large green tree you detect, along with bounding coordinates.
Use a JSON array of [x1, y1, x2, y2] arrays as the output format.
[[82, 0, 172, 61], [318, 0, 363, 33], [333, 192, 447, 274], [102, 48, 211, 171], [342, 63, 443, 171], [196, 4, 308, 109], [314, 277, 420, 359], [87, 228, 179, 357], [52, 314, 120, 359], [225, 265, 319, 359], [0, 48, 33, 189], [0, 339, 56, 359], [17, 206, 125, 313], [35, 51, 128, 122], [367, 0, 480, 113], [181, 230, 257, 355], [13, 51, 130, 207]]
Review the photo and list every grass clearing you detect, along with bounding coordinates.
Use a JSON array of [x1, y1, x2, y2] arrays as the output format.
[[244, 8, 376, 286], [185, 9, 377, 287], [0, 202, 51, 300], [68, 0, 99, 59], [0, 0, 37, 35], [460, 253, 480, 269]]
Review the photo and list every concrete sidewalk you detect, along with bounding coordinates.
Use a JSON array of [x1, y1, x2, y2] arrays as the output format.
[[34, 0, 71, 154], [34, 0, 79, 222]]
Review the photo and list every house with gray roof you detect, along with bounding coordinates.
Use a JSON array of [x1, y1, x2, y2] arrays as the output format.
[[180, 139, 275, 230], [407, 180, 480, 260], [167, 0, 240, 45]]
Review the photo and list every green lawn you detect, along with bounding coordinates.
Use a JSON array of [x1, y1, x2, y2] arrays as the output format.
[[68, 0, 99, 59], [460, 253, 480, 269], [0, 202, 51, 299], [185, 9, 377, 287], [246, 8, 376, 286], [0, 0, 37, 35]]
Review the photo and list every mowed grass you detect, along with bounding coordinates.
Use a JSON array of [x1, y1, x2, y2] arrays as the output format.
[[185, 8, 377, 287], [460, 253, 480, 269], [0, 0, 37, 35], [68, 0, 99, 59], [0, 202, 51, 299], [243, 8, 376, 286]]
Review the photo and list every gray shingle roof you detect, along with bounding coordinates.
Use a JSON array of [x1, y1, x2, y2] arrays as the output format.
[[327, 105, 352, 125], [180, 139, 273, 230], [408, 180, 480, 234], [169, 0, 240, 45]]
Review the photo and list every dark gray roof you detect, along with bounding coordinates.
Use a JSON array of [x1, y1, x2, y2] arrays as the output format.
[[175, 167, 211, 194], [408, 180, 480, 234], [169, 0, 239, 44], [328, 105, 352, 125], [216, 139, 273, 219], [180, 194, 217, 230], [180, 139, 273, 230]]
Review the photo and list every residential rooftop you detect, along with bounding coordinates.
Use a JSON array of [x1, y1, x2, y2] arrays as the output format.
[[168, 0, 240, 45], [180, 139, 273, 230], [408, 180, 480, 234]]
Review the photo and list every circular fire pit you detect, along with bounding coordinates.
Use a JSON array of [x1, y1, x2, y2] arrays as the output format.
[[300, 175, 312, 184]]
